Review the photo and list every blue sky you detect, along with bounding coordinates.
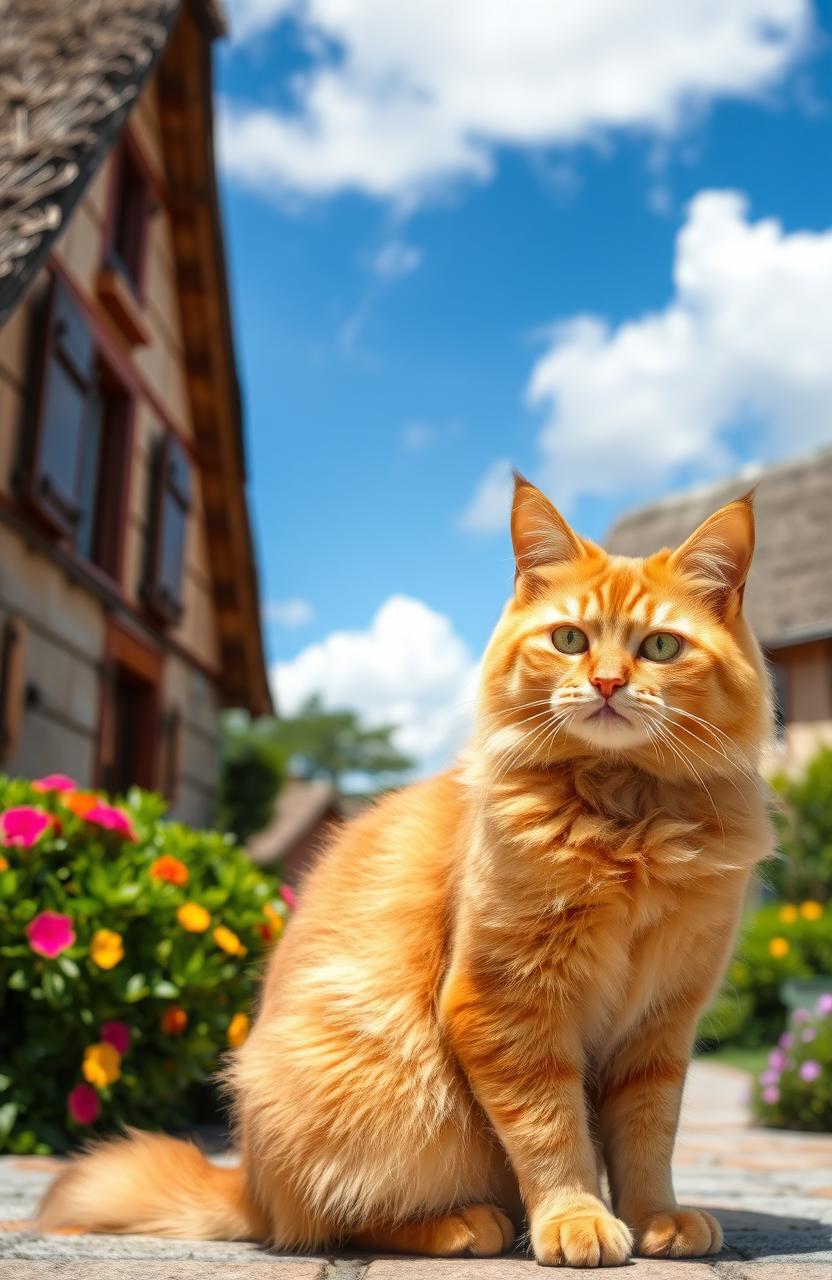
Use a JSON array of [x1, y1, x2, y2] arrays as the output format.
[[215, 1, 832, 770]]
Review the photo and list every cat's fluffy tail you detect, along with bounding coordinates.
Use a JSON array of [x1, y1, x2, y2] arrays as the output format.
[[36, 1130, 267, 1240]]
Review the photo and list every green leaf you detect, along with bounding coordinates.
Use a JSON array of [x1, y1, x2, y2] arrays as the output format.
[[152, 980, 179, 999], [0, 1102, 18, 1140], [124, 973, 149, 1002]]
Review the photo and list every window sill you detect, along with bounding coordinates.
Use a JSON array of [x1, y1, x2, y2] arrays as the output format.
[[97, 266, 151, 347]]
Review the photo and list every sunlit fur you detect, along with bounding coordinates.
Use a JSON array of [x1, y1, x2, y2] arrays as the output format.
[[39, 480, 773, 1268]]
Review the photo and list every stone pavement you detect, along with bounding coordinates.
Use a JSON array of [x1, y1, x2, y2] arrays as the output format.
[[1, 1061, 830, 1276]]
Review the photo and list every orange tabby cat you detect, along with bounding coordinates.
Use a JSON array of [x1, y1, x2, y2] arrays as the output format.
[[39, 476, 772, 1267]]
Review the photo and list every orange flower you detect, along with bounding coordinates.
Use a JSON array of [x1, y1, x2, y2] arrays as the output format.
[[214, 925, 247, 957], [769, 936, 790, 958], [63, 791, 99, 818], [801, 900, 823, 922], [0, 855, 8, 872], [82, 1042, 121, 1089], [160, 1005, 188, 1036], [89, 928, 124, 970], [150, 855, 189, 887], [227, 1012, 250, 1048], [778, 904, 798, 924], [177, 902, 210, 933]]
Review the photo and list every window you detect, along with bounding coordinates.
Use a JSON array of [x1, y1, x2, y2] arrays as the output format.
[[98, 623, 162, 794], [109, 140, 151, 298], [24, 277, 132, 580], [145, 432, 192, 624]]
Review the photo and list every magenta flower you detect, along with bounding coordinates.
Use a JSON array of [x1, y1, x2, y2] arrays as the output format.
[[31, 774, 78, 794], [0, 805, 52, 848], [759, 1069, 780, 1086], [280, 884, 297, 910], [762, 1085, 780, 1104], [800, 1060, 822, 1083], [26, 911, 75, 958], [68, 1083, 100, 1125], [768, 1048, 787, 1071], [817, 993, 832, 1016], [82, 803, 136, 841], [778, 1031, 794, 1050], [100, 1020, 131, 1055], [801, 1027, 818, 1043], [792, 1009, 810, 1024]]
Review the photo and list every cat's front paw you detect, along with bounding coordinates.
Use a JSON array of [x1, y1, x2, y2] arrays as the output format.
[[532, 1211, 633, 1267], [635, 1207, 723, 1258]]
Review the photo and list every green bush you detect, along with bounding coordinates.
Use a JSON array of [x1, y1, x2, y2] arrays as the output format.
[[751, 994, 832, 1131], [218, 730, 285, 843], [0, 775, 288, 1154], [699, 900, 831, 1049], [767, 747, 832, 900]]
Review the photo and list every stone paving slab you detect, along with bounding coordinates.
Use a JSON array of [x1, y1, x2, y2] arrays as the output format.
[[1, 1062, 831, 1274]]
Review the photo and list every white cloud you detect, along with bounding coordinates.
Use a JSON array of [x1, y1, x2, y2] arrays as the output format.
[[460, 457, 514, 533], [401, 422, 436, 451], [271, 595, 480, 773], [367, 239, 422, 279], [220, 1, 811, 203], [465, 189, 832, 522], [266, 597, 315, 628]]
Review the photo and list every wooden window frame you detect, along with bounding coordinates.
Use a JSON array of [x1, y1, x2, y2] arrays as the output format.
[[96, 620, 163, 793], [104, 132, 153, 303], [144, 429, 192, 626]]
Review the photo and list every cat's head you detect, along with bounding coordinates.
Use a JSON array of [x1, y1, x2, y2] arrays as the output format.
[[478, 475, 771, 779]]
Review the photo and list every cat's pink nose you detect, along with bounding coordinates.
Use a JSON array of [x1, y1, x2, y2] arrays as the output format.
[[591, 674, 626, 700]]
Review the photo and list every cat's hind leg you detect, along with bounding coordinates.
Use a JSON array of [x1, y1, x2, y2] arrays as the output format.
[[349, 1204, 515, 1256]]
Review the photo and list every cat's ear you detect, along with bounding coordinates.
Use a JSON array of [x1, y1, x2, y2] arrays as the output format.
[[669, 492, 755, 616], [511, 473, 584, 575]]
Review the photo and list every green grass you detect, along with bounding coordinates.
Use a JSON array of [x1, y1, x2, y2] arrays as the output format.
[[696, 1046, 767, 1076]]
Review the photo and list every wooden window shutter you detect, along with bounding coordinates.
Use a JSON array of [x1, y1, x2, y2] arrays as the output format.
[[0, 617, 27, 763], [145, 433, 192, 624], [26, 277, 96, 536]]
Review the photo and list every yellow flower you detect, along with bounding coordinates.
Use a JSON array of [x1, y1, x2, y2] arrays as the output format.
[[778, 904, 798, 924], [769, 936, 790, 958], [0, 855, 8, 872], [82, 1042, 121, 1089], [90, 928, 124, 970], [214, 925, 247, 956], [227, 1012, 250, 1048], [801, 900, 823, 922], [177, 902, 210, 933]]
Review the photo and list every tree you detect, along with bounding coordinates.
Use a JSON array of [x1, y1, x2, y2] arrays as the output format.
[[218, 719, 285, 843], [260, 696, 413, 788]]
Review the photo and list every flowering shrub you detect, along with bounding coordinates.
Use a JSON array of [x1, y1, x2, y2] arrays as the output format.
[[0, 776, 290, 1154], [699, 899, 832, 1048], [752, 994, 832, 1131]]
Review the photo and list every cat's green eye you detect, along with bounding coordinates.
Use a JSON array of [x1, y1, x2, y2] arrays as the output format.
[[552, 625, 589, 655], [640, 632, 681, 662]]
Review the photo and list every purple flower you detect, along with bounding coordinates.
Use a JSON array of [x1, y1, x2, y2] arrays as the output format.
[[799, 1060, 822, 1083], [817, 993, 832, 1015], [768, 1048, 787, 1071], [779, 1032, 794, 1049], [759, 1069, 780, 1086], [762, 1085, 780, 1104], [792, 1008, 810, 1024], [801, 1027, 817, 1043]]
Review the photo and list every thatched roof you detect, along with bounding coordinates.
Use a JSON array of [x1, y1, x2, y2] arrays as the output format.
[[0, 1, 222, 323], [247, 779, 341, 868], [606, 447, 832, 650]]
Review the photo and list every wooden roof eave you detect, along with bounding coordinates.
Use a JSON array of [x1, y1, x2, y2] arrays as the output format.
[[157, 0, 273, 715]]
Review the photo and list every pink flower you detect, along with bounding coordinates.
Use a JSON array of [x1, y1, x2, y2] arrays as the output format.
[[800, 1060, 822, 1083], [31, 774, 78, 794], [0, 806, 52, 848], [817, 993, 832, 1015], [801, 1027, 818, 1043], [68, 1083, 100, 1125], [762, 1085, 780, 1105], [768, 1048, 787, 1071], [26, 911, 75, 958], [778, 1032, 794, 1049], [759, 1069, 780, 1086], [280, 884, 297, 910], [792, 1009, 810, 1024], [100, 1020, 131, 1055], [82, 803, 136, 841]]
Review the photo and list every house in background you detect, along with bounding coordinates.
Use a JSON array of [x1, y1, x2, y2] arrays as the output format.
[[606, 446, 832, 771], [247, 779, 345, 887], [0, 0, 271, 825]]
